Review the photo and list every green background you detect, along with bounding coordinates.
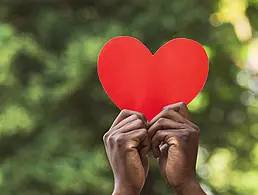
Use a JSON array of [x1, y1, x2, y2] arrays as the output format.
[[0, 0, 258, 194]]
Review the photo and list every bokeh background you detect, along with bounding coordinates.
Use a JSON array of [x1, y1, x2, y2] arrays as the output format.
[[0, 0, 258, 194]]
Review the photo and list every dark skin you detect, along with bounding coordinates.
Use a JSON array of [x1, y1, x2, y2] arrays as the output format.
[[103, 102, 207, 195]]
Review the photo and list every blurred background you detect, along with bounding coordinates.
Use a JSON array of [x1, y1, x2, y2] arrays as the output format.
[[0, 0, 258, 194]]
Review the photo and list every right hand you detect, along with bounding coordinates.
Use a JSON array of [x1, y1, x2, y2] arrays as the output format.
[[148, 103, 205, 195], [103, 110, 150, 195]]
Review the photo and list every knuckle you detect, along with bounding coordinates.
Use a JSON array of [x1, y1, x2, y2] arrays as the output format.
[[103, 132, 109, 143], [187, 128, 195, 134], [108, 134, 116, 145], [121, 109, 130, 115], [163, 107, 175, 118], [181, 130, 191, 141], [105, 132, 130, 149], [138, 112, 144, 118], [132, 114, 138, 118], [195, 126, 200, 133], [115, 134, 130, 149], [192, 129, 199, 138], [185, 130, 192, 136], [135, 119, 145, 127], [115, 134, 126, 145], [133, 112, 146, 122], [181, 124, 189, 129], [162, 107, 170, 115], [186, 128, 199, 139], [138, 112, 146, 120], [182, 124, 198, 134], [157, 118, 166, 125], [178, 102, 187, 108], [131, 114, 139, 120], [155, 130, 162, 137]]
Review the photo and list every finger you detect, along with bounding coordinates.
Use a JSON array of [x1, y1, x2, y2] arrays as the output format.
[[107, 118, 147, 144], [163, 103, 200, 132], [118, 119, 147, 133], [149, 107, 198, 130], [163, 102, 192, 121], [148, 118, 185, 139], [158, 143, 169, 176], [111, 110, 147, 128], [152, 130, 183, 158], [105, 115, 139, 137], [139, 133, 150, 158], [125, 128, 149, 150], [114, 114, 139, 129], [160, 143, 169, 153]]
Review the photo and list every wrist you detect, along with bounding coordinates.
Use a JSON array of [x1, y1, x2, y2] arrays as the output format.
[[113, 189, 140, 195], [174, 178, 206, 195], [113, 184, 141, 195]]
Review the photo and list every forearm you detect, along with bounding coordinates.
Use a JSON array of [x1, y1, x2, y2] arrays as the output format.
[[112, 184, 141, 195], [174, 180, 207, 195], [112, 189, 140, 195]]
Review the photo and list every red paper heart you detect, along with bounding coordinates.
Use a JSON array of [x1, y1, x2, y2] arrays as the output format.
[[98, 36, 209, 121]]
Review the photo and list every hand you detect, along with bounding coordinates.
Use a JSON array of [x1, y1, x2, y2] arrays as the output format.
[[148, 103, 206, 194], [103, 110, 150, 195]]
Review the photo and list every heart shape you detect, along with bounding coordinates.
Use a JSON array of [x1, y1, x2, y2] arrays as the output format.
[[98, 36, 209, 121]]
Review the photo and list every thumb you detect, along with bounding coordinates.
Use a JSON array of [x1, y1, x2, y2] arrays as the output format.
[[158, 143, 169, 181]]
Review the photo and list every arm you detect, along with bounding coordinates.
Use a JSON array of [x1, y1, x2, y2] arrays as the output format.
[[103, 110, 149, 195], [174, 179, 206, 195], [148, 102, 207, 195]]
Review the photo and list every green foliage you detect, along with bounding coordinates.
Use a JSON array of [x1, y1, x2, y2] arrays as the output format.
[[0, 0, 258, 194]]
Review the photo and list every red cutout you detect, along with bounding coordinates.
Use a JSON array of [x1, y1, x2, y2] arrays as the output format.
[[98, 36, 209, 121]]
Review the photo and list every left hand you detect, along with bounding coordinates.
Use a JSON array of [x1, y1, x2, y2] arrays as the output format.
[[103, 110, 149, 195], [148, 103, 200, 191]]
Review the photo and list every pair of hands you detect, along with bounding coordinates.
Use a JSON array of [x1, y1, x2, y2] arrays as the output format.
[[103, 103, 206, 195]]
